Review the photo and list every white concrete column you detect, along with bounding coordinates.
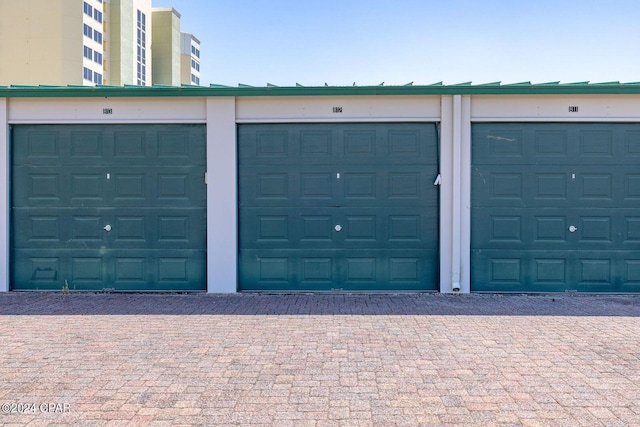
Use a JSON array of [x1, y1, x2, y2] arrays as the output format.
[[0, 99, 8, 292], [460, 95, 471, 293], [451, 95, 462, 292], [439, 96, 454, 293], [206, 97, 237, 293], [439, 95, 471, 293]]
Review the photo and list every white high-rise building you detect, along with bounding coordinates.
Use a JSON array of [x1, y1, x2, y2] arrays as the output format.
[[181, 33, 201, 86], [107, 0, 152, 86]]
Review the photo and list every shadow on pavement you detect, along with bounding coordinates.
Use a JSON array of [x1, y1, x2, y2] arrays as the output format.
[[0, 292, 638, 316]]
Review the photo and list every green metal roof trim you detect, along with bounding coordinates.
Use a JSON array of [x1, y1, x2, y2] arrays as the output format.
[[2, 81, 640, 98]]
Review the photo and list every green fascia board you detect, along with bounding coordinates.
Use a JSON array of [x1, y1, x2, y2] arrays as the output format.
[[3, 83, 640, 98]]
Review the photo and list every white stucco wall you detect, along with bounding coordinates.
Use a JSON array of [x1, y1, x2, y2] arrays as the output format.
[[0, 98, 7, 292], [206, 98, 237, 293], [2, 92, 640, 293]]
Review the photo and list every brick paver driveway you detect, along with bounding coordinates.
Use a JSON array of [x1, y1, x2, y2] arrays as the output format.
[[0, 292, 638, 426]]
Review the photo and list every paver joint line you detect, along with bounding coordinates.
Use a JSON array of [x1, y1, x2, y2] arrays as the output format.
[[0, 293, 638, 425]]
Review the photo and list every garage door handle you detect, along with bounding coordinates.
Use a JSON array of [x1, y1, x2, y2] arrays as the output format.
[[334, 225, 342, 232], [103, 225, 112, 232], [569, 225, 577, 233]]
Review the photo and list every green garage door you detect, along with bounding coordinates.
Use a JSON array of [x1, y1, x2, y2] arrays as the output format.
[[238, 123, 439, 291], [12, 124, 206, 291], [472, 123, 640, 292]]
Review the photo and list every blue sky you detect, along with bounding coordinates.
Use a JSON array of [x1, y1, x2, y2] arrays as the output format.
[[152, 0, 640, 87]]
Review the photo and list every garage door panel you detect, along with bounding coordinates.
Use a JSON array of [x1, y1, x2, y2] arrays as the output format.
[[13, 124, 206, 164], [299, 172, 334, 203], [472, 209, 527, 247], [624, 216, 640, 242], [388, 129, 426, 158], [579, 210, 640, 246], [156, 212, 205, 248], [156, 129, 206, 162], [388, 214, 427, 244], [577, 216, 612, 244], [623, 173, 640, 202], [14, 255, 61, 288], [252, 172, 292, 202], [111, 167, 206, 207], [12, 128, 62, 163], [240, 208, 297, 248], [472, 167, 524, 206], [472, 123, 640, 292], [343, 129, 377, 158], [474, 253, 525, 290], [474, 207, 636, 250], [240, 249, 437, 291], [240, 252, 345, 292], [239, 166, 335, 207], [533, 215, 568, 244], [337, 166, 438, 208], [112, 208, 205, 250], [623, 259, 640, 286], [13, 167, 66, 207], [70, 130, 105, 160], [300, 130, 334, 158], [473, 165, 637, 208], [155, 252, 205, 289], [473, 124, 640, 165], [13, 249, 107, 291], [237, 127, 292, 165], [12, 124, 206, 291], [114, 257, 148, 286], [343, 207, 436, 249], [71, 172, 105, 202], [472, 250, 575, 292], [12, 208, 63, 246], [625, 130, 640, 155], [241, 207, 345, 249], [13, 166, 206, 208], [13, 207, 108, 248], [239, 124, 437, 165], [241, 206, 435, 251], [578, 129, 613, 158], [534, 129, 569, 158], [71, 256, 106, 284], [239, 251, 308, 291], [70, 214, 106, 242], [342, 250, 437, 291], [240, 166, 438, 209], [239, 123, 439, 291]]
